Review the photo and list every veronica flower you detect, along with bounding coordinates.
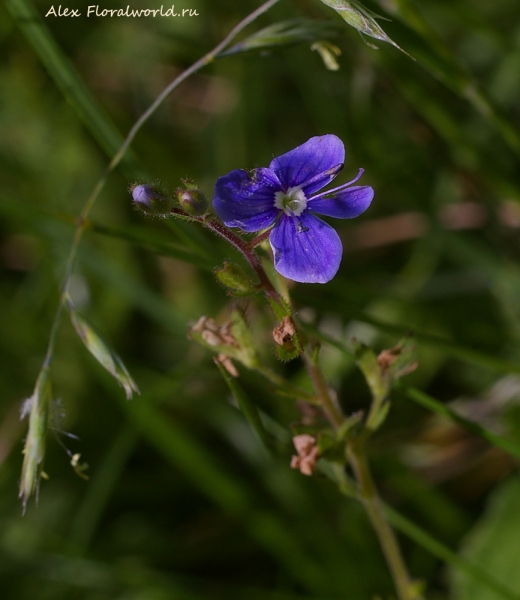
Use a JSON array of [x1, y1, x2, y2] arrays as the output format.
[[213, 135, 373, 283]]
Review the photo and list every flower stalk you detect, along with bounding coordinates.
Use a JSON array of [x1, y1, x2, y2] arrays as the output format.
[[348, 437, 421, 600], [301, 352, 344, 428], [202, 217, 280, 301], [297, 338, 418, 599], [187, 167, 415, 599]]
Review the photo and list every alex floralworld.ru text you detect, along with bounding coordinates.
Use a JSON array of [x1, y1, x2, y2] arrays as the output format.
[[45, 5, 199, 17]]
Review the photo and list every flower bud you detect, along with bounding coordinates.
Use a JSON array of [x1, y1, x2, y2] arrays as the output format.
[[177, 184, 208, 216], [215, 261, 256, 296], [131, 184, 173, 216]]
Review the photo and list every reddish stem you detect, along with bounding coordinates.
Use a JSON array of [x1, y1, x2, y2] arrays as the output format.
[[205, 219, 277, 297], [248, 229, 272, 248]]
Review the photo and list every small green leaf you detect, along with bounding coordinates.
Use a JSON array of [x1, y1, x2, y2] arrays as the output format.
[[318, 0, 411, 56], [336, 410, 364, 441], [219, 18, 340, 57], [67, 299, 139, 400], [317, 432, 336, 454], [317, 432, 346, 463]]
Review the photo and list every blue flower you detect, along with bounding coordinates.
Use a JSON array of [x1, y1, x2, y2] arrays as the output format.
[[213, 135, 374, 284]]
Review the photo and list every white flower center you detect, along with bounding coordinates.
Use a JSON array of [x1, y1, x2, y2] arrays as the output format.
[[274, 186, 308, 217]]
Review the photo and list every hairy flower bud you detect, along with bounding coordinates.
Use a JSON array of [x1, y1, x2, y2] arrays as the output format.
[[215, 261, 256, 295], [177, 180, 208, 216], [131, 184, 173, 216]]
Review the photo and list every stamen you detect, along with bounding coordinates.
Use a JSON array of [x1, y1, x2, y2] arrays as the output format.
[[309, 168, 365, 201], [299, 163, 344, 190]]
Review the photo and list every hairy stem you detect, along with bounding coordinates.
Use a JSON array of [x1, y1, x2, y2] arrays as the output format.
[[348, 439, 419, 600], [302, 352, 344, 427], [301, 351, 418, 600]]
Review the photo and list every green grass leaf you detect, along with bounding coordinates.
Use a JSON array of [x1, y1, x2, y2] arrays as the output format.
[[450, 477, 520, 600], [4, 0, 140, 176], [68, 298, 140, 399]]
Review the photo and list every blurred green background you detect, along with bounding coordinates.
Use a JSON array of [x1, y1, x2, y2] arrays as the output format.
[[2, 0, 520, 598]]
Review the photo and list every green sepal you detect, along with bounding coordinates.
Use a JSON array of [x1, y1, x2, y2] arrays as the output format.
[[315, 432, 346, 464], [230, 308, 258, 369], [215, 261, 257, 296], [177, 181, 208, 216], [352, 338, 388, 402], [130, 182, 175, 216], [336, 410, 364, 442], [275, 344, 300, 363]]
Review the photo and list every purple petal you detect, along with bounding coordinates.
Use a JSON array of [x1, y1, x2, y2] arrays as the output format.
[[213, 168, 281, 232], [269, 135, 345, 195], [269, 212, 342, 284], [308, 186, 374, 219]]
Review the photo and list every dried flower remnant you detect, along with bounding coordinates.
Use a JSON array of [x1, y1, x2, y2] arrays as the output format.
[[377, 342, 418, 377], [215, 353, 239, 378], [190, 315, 251, 376], [213, 135, 373, 283], [191, 316, 238, 347], [273, 316, 296, 346], [290, 434, 319, 476]]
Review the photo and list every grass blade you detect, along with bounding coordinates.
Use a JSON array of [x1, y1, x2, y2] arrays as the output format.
[[385, 505, 519, 600], [379, 0, 520, 158], [401, 385, 520, 462], [215, 360, 276, 452], [4, 0, 139, 176]]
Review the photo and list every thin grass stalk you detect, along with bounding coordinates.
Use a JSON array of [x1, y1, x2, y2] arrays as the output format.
[[18, 0, 282, 507]]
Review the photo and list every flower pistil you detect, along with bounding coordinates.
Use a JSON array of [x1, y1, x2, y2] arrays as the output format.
[[274, 186, 308, 217]]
